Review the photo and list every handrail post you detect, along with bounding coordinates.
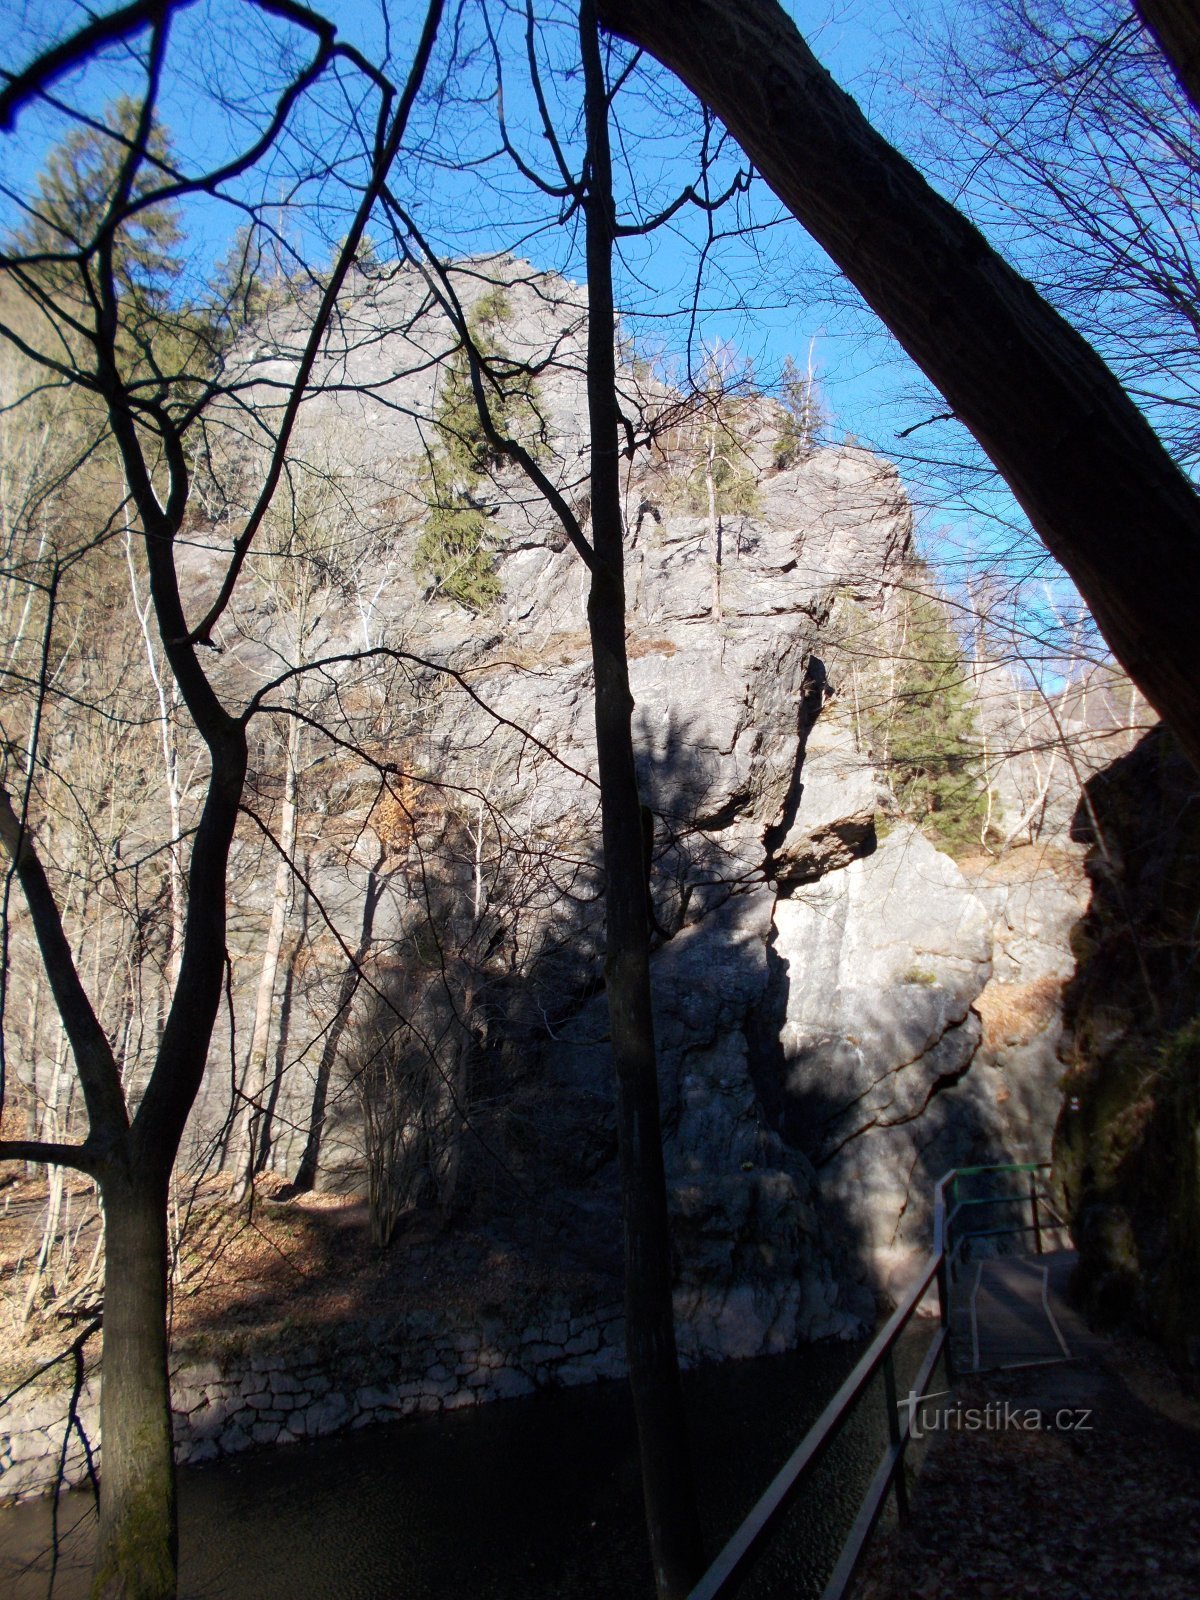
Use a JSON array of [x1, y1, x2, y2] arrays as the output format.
[[936, 1252, 956, 1381], [881, 1348, 909, 1525], [1030, 1176, 1043, 1256], [935, 1174, 956, 1383]]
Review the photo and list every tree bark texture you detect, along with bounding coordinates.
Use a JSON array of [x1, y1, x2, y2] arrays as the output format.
[[230, 714, 301, 1197], [93, 1173, 174, 1600], [580, 6, 703, 1595], [598, 0, 1200, 774], [1135, 1, 1200, 112]]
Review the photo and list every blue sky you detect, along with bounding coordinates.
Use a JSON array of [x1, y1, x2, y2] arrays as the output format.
[[0, 0, 954, 445], [0, 0, 1157, 661]]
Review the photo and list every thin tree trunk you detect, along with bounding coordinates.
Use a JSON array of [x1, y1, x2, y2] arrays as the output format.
[[230, 715, 301, 1198], [256, 913, 307, 1175], [580, 6, 702, 1594], [437, 974, 474, 1212], [293, 864, 385, 1193], [23, 972, 42, 1176], [1128, 684, 1143, 753], [93, 1171, 174, 1600], [598, 0, 1200, 775], [126, 533, 184, 992], [706, 432, 721, 621]]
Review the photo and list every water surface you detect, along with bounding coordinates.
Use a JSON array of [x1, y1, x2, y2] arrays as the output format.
[[0, 1332, 932, 1598]]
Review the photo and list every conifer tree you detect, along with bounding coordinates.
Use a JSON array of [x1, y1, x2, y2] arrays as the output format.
[[774, 348, 822, 468], [12, 95, 182, 308], [415, 285, 543, 610], [874, 572, 986, 851]]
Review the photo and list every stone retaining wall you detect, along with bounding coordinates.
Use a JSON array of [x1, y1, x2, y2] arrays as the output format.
[[0, 1297, 625, 1504]]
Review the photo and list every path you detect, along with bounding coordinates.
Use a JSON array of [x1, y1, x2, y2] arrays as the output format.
[[856, 1250, 1200, 1600], [952, 1247, 1076, 1374]]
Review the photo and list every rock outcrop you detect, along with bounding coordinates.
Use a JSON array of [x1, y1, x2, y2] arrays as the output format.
[[1, 259, 1109, 1504], [168, 261, 1087, 1354], [1054, 726, 1200, 1370], [86, 257, 1087, 1373]]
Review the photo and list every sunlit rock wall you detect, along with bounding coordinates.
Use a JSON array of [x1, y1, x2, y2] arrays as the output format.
[[180, 261, 1084, 1359]]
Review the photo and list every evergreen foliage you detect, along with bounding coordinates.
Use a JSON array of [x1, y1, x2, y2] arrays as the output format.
[[667, 352, 760, 518], [872, 571, 986, 851], [11, 96, 183, 308], [2, 99, 219, 437], [774, 352, 823, 468], [208, 223, 293, 347], [414, 286, 540, 611], [678, 428, 759, 516]]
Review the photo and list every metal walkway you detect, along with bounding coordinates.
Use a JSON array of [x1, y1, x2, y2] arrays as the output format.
[[683, 1162, 1071, 1600], [963, 1250, 1073, 1372], [941, 1166, 1074, 1375]]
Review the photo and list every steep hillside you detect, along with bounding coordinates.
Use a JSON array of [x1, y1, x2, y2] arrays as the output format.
[[6, 260, 1093, 1377]]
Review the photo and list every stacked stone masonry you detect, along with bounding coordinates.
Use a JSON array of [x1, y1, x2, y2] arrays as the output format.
[[0, 1300, 627, 1504]]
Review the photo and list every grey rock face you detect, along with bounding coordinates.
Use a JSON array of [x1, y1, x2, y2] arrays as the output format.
[[767, 722, 883, 885], [4, 265, 1102, 1503], [766, 827, 990, 1150], [186, 263, 1080, 1365]]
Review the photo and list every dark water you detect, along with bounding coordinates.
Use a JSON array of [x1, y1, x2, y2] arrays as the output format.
[[0, 1331, 933, 1599]]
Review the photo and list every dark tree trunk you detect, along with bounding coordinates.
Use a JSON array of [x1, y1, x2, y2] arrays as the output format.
[[294, 867, 384, 1193], [98, 727, 247, 1599], [598, 0, 1200, 774], [93, 1171, 175, 1600], [1135, 1, 1200, 112], [580, 7, 703, 1596]]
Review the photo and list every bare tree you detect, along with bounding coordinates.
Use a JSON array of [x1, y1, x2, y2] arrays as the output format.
[[924, 0, 1200, 475], [381, 3, 767, 1587], [0, 8, 446, 1594]]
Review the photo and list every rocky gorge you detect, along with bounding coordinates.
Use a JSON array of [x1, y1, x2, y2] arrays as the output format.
[[1, 262, 1126, 1499]]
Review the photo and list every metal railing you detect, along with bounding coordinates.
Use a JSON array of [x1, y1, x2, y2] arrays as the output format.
[[940, 1162, 1064, 1271], [686, 1162, 1061, 1600]]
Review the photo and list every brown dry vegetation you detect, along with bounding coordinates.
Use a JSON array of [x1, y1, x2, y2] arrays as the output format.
[[954, 841, 1082, 882], [974, 977, 1064, 1049], [476, 628, 678, 674], [0, 1172, 606, 1386], [625, 634, 679, 659], [476, 629, 593, 673]]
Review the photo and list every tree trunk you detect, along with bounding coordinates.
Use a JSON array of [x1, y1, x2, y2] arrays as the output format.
[[256, 916, 307, 1174], [293, 864, 385, 1193], [598, 0, 1200, 774], [706, 432, 721, 621], [1135, 1, 1200, 112], [580, 6, 703, 1595], [230, 715, 301, 1198], [93, 1171, 174, 1600]]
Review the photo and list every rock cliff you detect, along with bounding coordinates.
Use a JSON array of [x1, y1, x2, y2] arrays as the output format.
[[163, 260, 1088, 1358]]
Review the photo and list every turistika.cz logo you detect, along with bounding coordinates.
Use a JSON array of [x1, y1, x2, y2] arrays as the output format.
[[899, 1389, 1094, 1440]]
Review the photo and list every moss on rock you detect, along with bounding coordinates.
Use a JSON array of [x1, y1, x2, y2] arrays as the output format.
[[1054, 726, 1200, 1370]]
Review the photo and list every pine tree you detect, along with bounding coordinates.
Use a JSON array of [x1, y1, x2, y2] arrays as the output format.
[[207, 223, 292, 348], [775, 349, 823, 468], [11, 96, 182, 308], [415, 286, 542, 611], [874, 572, 986, 851], [671, 350, 759, 620]]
